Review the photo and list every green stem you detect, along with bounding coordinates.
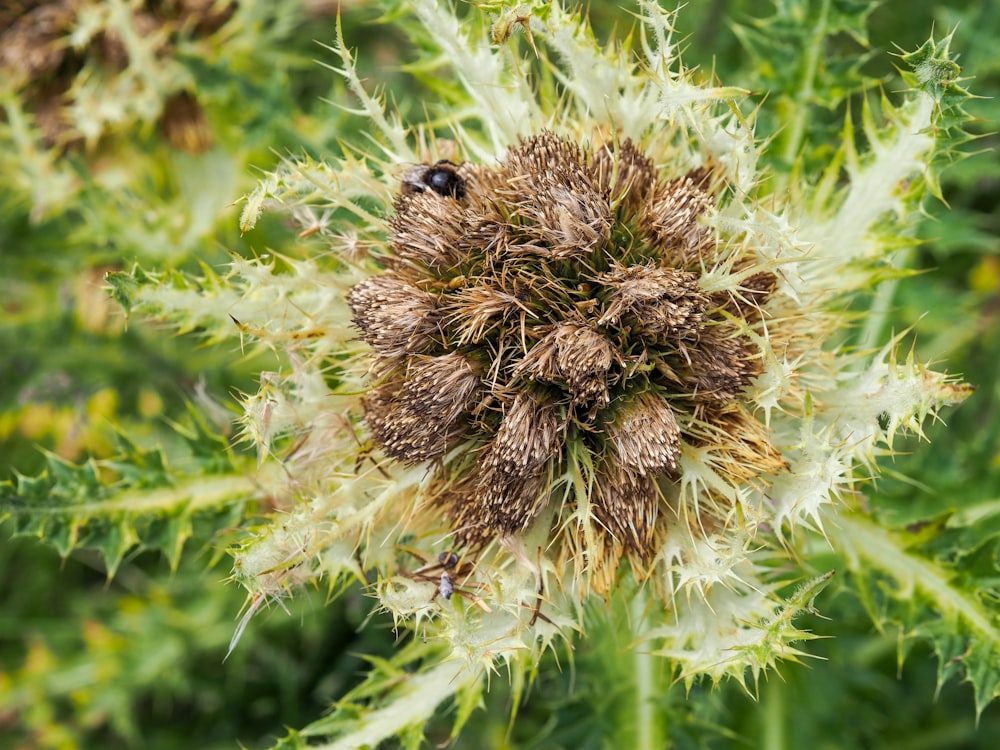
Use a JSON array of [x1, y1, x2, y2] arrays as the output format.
[[776, 0, 830, 185], [856, 248, 914, 358], [631, 590, 659, 750], [858, 277, 900, 352], [762, 678, 786, 750]]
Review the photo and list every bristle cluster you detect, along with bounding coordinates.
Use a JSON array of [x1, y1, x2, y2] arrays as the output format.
[[349, 132, 779, 565], [363, 353, 480, 462]]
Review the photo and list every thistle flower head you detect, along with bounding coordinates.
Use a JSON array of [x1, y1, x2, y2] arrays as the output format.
[[214, 0, 973, 734], [350, 130, 784, 576]]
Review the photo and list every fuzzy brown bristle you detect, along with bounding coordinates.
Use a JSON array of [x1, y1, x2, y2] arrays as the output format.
[[348, 275, 442, 360], [592, 462, 660, 555], [494, 133, 611, 260], [606, 392, 681, 475], [551, 323, 621, 408], [681, 326, 760, 402], [482, 391, 561, 476], [597, 263, 710, 337], [362, 354, 479, 463], [592, 138, 658, 209], [641, 169, 717, 268], [476, 468, 550, 537]]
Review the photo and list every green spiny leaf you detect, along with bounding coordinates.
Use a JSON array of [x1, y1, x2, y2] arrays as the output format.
[[1, 417, 257, 575], [830, 509, 1000, 718], [106, 265, 156, 318], [894, 30, 980, 203], [897, 31, 970, 103], [730, 0, 882, 175], [291, 641, 478, 749]]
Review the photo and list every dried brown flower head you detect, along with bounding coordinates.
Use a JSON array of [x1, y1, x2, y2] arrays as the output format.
[[349, 131, 783, 572], [222, 3, 974, 712]]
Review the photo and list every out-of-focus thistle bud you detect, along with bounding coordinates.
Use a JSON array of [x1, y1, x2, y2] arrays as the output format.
[[0, 0, 236, 152]]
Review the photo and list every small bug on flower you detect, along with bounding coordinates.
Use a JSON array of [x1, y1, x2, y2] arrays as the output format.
[[402, 160, 467, 199], [434, 552, 461, 600], [401, 549, 491, 612]]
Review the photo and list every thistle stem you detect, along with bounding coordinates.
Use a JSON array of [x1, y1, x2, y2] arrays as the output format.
[[762, 678, 786, 750], [857, 248, 913, 356], [777, 0, 830, 184], [858, 277, 900, 352], [631, 589, 658, 750]]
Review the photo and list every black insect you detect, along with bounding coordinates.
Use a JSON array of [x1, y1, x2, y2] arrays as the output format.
[[403, 160, 466, 199]]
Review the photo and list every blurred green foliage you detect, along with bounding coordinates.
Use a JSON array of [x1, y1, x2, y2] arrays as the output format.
[[1, 0, 998, 747]]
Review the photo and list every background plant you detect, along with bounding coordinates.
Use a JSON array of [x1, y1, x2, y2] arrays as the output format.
[[2, 1, 999, 748]]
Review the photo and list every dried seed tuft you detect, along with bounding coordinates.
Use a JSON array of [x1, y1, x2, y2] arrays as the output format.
[[592, 138, 657, 209], [606, 392, 682, 475], [348, 276, 441, 360], [598, 264, 710, 337], [362, 353, 479, 463], [592, 462, 661, 555], [642, 168, 717, 268], [482, 391, 561, 476]]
